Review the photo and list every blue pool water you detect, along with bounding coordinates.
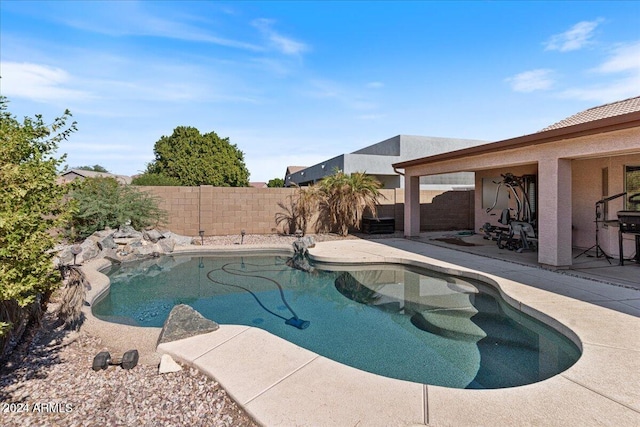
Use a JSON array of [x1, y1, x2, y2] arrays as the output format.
[[93, 254, 581, 389]]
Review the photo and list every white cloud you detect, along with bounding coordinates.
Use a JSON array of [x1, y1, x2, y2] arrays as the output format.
[[252, 18, 309, 56], [558, 75, 640, 103], [559, 41, 640, 103], [593, 41, 640, 74], [366, 82, 384, 89], [505, 69, 555, 92], [1, 62, 93, 102], [545, 19, 603, 52], [58, 3, 263, 51]]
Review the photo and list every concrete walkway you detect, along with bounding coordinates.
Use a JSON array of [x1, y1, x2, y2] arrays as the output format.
[[89, 239, 640, 426]]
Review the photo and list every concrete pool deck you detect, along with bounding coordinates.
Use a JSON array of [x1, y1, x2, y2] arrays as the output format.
[[85, 239, 640, 426]]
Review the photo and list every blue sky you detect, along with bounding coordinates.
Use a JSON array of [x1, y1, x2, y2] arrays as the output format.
[[2, 1, 639, 182]]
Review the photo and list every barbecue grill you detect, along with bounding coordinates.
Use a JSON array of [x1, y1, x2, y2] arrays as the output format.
[[617, 211, 640, 265]]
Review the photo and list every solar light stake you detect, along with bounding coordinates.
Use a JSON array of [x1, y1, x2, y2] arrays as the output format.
[[70, 245, 83, 266], [241, 229, 246, 245], [199, 230, 204, 245]]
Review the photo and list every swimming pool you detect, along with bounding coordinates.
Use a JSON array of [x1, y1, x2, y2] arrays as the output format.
[[93, 254, 580, 389]]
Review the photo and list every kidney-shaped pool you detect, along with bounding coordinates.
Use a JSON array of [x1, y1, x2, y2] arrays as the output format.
[[93, 254, 580, 389]]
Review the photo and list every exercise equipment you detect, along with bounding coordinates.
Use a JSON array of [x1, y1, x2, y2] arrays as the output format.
[[481, 173, 537, 253], [92, 349, 139, 371]]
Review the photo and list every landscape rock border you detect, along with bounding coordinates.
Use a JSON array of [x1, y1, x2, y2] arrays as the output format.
[[54, 225, 198, 266]]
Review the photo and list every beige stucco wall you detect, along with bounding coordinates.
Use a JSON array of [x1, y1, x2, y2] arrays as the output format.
[[572, 153, 640, 257], [403, 126, 640, 266]]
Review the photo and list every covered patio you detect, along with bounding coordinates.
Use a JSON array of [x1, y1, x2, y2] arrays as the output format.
[[394, 97, 640, 269]]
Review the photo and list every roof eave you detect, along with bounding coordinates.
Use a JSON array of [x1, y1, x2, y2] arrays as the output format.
[[393, 111, 640, 169]]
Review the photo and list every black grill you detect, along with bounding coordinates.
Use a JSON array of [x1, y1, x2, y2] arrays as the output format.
[[617, 211, 640, 265]]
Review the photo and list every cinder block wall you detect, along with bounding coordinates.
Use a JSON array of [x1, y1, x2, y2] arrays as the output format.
[[421, 190, 475, 231], [138, 186, 474, 236]]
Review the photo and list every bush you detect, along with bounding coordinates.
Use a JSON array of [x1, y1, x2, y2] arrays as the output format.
[[0, 97, 75, 345], [68, 177, 167, 240], [131, 172, 181, 186]]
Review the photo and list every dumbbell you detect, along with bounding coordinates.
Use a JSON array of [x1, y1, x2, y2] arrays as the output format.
[[92, 349, 139, 371]]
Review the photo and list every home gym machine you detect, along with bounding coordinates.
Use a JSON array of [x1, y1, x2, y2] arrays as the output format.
[[480, 173, 537, 253]]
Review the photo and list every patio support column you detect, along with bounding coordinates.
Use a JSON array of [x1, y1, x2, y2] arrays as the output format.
[[537, 157, 572, 267], [404, 174, 420, 237]]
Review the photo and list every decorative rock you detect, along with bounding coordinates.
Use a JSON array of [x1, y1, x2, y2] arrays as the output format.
[[79, 239, 100, 263], [143, 229, 164, 243], [162, 232, 196, 246], [158, 238, 176, 253], [113, 225, 143, 239], [96, 234, 117, 250], [157, 304, 219, 345], [158, 354, 183, 374]]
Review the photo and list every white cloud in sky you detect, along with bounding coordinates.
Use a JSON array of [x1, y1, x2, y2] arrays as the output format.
[[559, 40, 640, 103], [57, 2, 262, 52], [505, 69, 555, 93], [545, 19, 603, 52], [367, 81, 384, 89], [593, 41, 640, 74], [1, 62, 93, 103], [252, 18, 309, 56]]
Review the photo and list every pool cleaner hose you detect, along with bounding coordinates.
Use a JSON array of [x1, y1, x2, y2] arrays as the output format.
[[206, 262, 310, 330]]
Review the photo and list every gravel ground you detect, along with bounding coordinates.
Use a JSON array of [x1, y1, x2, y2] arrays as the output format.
[[0, 233, 395, 427], [0, 312, 259, 427]]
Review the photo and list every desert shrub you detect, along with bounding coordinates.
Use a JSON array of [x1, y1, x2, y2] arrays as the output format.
[[275, 185, 317, 236], [0, 97, 75, 348], [68, 177, 167, 239], [131, 172, 181, 186]]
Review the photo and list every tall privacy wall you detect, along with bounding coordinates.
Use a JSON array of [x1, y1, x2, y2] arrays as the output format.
[[138, 186, 474, 236]]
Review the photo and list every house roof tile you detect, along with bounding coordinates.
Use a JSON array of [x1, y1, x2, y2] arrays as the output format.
[[540, 96, 640, 131]]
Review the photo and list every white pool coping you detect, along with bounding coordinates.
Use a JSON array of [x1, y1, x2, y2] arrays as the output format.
[[83, 239, 640, 426]]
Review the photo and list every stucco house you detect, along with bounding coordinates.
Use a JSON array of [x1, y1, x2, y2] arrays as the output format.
[[58, 169, 132, 185], [285, 135, 487, 189], [394, 96, 640, 268]]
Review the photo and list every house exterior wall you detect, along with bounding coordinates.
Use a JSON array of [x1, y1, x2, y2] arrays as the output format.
[[572, 153, 640, 257], [402, 126, 640, 266], [286, 135, 484, 189]]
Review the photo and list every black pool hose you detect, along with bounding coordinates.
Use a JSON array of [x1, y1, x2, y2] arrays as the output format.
[[206, 262, 310, 329]]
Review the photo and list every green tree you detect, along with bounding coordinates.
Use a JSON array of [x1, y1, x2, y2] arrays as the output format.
[[72, 164, 109, 173], [68, 177, 167, 239], [147, 126, 249, 187], [316, 170, 383, 236], [131, 172, 181, 186], [0, 97, 76, 340], [267, 178, 285, 188]]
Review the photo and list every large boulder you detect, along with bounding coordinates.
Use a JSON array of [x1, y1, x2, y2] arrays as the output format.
[[157, 304, 219, 345], [143, 229, 164, 243], [162, 231, 195, 246], [113, 225, 143, 239]]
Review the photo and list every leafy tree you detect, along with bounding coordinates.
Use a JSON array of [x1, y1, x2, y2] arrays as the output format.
[[131, 172, 181, 186], [0, 97, 76, 341], [267, 178, 285, 188], [147, 126, 250, 187], [68, 177, 167, 239], [72, 164, 109, 173], [316, 170, 383, 236]]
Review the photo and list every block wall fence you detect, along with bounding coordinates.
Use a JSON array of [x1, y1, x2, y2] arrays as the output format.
[[138, 186, 474, 237]]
